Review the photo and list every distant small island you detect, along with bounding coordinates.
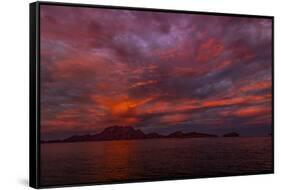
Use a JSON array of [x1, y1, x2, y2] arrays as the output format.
[[42, 125, 222, 143], [223, 132, 240, 137]]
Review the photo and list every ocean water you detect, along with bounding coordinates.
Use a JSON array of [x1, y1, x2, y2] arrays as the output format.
[[40, 137, 273, 186]]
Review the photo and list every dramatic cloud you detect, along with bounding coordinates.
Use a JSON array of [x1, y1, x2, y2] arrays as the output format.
[[40, 5, 272, 140]]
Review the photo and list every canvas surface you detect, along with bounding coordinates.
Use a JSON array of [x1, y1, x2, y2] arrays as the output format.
[[37, 3, 273, 187]]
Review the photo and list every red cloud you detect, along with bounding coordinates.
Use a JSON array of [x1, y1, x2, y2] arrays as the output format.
[[195, 38, 224, 63], [160, 114, 189, 124], [233, 106, 271, 117], [202, 97, 246, 107], [130, 80, 158, 89], [240, 81, 272, 93]]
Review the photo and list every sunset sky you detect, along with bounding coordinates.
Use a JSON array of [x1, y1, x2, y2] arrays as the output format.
[[40, 5, 272, 140]]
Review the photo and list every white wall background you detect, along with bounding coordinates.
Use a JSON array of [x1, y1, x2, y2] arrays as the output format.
[[0, 0, 279, 189]]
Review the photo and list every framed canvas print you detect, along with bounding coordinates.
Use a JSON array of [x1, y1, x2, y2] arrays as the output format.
[[29, 1, 274, 188]]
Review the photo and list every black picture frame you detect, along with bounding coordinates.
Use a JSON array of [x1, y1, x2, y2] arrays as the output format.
[[30, 1, 274, 188]]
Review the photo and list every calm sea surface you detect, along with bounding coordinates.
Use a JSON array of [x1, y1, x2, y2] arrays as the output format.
[[40, 137, 273, 186]]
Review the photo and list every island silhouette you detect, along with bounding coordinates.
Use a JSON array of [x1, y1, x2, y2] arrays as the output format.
[[41, 126, 242, 143], [223, 132, 240, 137]]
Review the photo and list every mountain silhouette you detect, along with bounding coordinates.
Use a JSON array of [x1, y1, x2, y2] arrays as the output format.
[[43, 125, 218, 143], [93, 125, 146, 140]]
